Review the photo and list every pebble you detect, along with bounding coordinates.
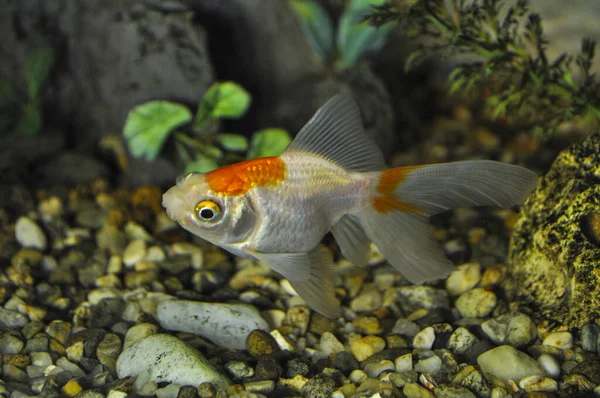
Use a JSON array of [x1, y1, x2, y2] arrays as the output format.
[[270, 329, 294, 351], [116, 333, 230, 388], [353, 316, 382, 335], [413, 327, 435, 350], [414, 355, 442, 376], [30, 352, 53, 367], [170, 242, 204, 269], [542, 331, 574, 350], [447, 327, 477, 354], [0, 307, 28, 329], [396, 286, 450, 310], [15, 217, 47, 250], [403, 382, 435, 398], [455, 288, 497, 318], [581, 323, 600, 352], [157, 300, 269, 350], [350, 335, 385, 361], [0, 334, 24, 354], [46, 320, 72, 345], [364, 359, 395, 377], [301, 374, 335, 398], [97, 333, 121, 373], [477, 345, 544, 384], [538, 354, 561, 378], [519, 375, 558, 392], [284, 358, 310, 378], [226, 361, 254, 379], [395, 353, 413, 372], [123, 239, 147, 267], [392, 319, 420, 337], [246, 330, 280, 357], [62, 378, 84, 397], [434, 385, 477, 398], [445, 262, 481, 296], [155, 383, 181, 398], [319, 332, 345, 356], [481, 313, 537, 347], [350, 284, 382, 312], [244, 379, 275, 394], [333, 351, 360, 375], [56, 356, 85, 377]]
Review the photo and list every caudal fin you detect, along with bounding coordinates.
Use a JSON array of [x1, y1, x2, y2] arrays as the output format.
[[356, 161, 538, 284]]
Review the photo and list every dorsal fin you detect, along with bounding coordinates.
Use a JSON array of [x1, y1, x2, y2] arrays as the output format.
[[284, 94, 386, 172]]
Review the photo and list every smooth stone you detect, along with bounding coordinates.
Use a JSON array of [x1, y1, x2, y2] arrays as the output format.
[[319, 332, 345, 356], [116, 333, 230, 388], [456, 288, 496, 318], [350, 284, 382, 313], [123, 323, 159, 351], [414, 355, 442, 376], [245, 330, 279, 357], [30, 352, 53, 367], [403, 382, 435, 397], [538, 354, 560, 378], [225, 361, 254, 379], [155, 383, 181, 398], [170, 242, 204, 269], [349, 336, 385, 361], [0, 307, 28, 329], [519, 375, 558, 392], [157, 300, 268, 350], [0, 334, 24, 354], [542, 331, 573, 350], [395, 353, 413, 372], [581, 323, 600, 352], [122, 239, 147, 268], [15, 217, 47, 250], [447, 327, 477, 355], [396, 286, 450, 310], [445, 262, 481, 296], [364, 359, 395, 377], [481, 313, 537, 347], [413, 327, 435, 350], [333, 351, 360, 375], [477, 345, 544, 384], [392, 319, 420, 337]]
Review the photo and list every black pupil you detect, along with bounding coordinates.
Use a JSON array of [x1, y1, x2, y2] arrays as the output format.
[[200, 208, 214, 219]]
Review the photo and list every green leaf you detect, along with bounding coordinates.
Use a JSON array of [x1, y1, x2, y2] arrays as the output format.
[[194, 82, 251, 133], [185, 153, 219, 174], [290, 0, 335, 62], [123, 101, 192, 161], [215, 133, 248, 152], [16, 103, 42, 136], [336, 2, 395, 70], [23, 47, 55, 100], [247, 128, 292, 159]]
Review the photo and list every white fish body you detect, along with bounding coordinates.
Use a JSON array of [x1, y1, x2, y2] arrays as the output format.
[[162, 94, 538, 318]]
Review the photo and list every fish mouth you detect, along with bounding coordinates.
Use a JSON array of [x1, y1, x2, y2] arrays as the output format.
[[162, 186, 184, 221]]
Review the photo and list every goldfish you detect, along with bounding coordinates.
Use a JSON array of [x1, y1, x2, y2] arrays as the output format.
[[162, 94, 538, 318]]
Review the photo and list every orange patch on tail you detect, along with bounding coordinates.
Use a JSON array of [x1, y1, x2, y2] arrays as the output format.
[[206, 156, 286, 196], [373, 166, 426, 215]]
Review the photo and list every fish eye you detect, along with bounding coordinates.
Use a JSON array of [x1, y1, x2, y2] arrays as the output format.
[[195, 200, 222, 222]]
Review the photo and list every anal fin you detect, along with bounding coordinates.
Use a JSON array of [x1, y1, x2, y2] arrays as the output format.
[[331, 215, 370, 267]]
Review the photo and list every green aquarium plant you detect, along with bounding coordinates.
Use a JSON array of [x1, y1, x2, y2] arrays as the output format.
[[364, 0, 600, 138], [123, 81, 292, 173], [0, 47, 55, 136], [290, 0, 397, 71]]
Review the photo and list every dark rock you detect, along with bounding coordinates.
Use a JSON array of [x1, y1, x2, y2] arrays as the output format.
[[569, 353, 600, 385], [461, 340, 495, 365], [39, 152, 109, 186], [68, 328, 107, 358], [254, 355, 282, 381], [300, 374, 336, 398], [581, 323, 600, 352], [284, 358, 311, 378], [178, 385, 199, 398], [507, 132, 600, 332], [332, 351, 359, 376], [245, 330, 280, 357], [361, 348, 410, 368], [88, 298, 124, 329]]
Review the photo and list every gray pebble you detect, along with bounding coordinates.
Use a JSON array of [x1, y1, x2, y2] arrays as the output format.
[[284, 358, 310, 378], [255, 355, 282, 380], [21, 320, 45, 339], [301, 374, 335, 398], [581, 323, 600, 352], [397, 286, 450, 310], [244, 380, 275, 394], [225, 361, 254, 379], [392, 319, 421, 337], [456, 288, 497, 318], [0, 334, 24, 354], [364, 359, 395, 377], [413, 327, 435, 350], [434, 385, 476, 398], [538, 354, 560, 378], [414, 355, 442, 376], [0, 307, 28, 329], [478, 345, 544, 383], [390, 371, 419, 388], [447, 327, 477, 355], [332, 351, 359, 375], [25, 336, 49, 352]]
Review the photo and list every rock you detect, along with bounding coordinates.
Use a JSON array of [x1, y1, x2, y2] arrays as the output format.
[[447, 327, 477, 355], [481, 313, 537, 347], [350, 336, 385, 361], [15, 217, 47, 250], [116, 334, 229, 388], [507, 132, 600, 331], [284, 359, 310, 378], [364, 359, 395, 377], [395, 353, 412, 372], [396, 286, 450, 310], [97, 333, 122, 373], [581, 323, 600, 352], [225, 360, 254, 379], [157, 300, 269, 350], [413, 327, 435, 350], [403, 382, 435, 398], [542, 331, 573, 350], [123, 323, 159, 350], [455, 288, 497, 318], [350, 284, 382, 313], [392, 319, 420, 337], [40, 152, 110, 185], [519, 375, 558, 392], [332, 351, 360, 375], [123, 239, 147, 268], [414, 355, 442, 376], [245, 330, 280, 357], [255, 355, 282, 380], [319, 332, 345, 357], [477, 345, 544, 384], [0, 334, 24, 354], [300, 374, 335, 398], [434, 385, 477, 398], [0, 308, 28, 329], [538, 354, 560, 378], [445, 262, 481, 296]]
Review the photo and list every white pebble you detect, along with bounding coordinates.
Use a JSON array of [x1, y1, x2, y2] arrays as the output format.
[[155, 383, 181, 398], [15, 216, 47, 250], [157, 300, 269, 350], [320, 332, 345, 356], [123, 323, 159, 350], [477, 345, 544, 383], [270, 329, 294, 351], [117, 334, 230, 388], [519, 375, 558, 392], [542, 331, 573, 350], [448, 327, 477, 354], [364, 359, 395, 378], [123, 239, 147, 267], [349, 369, 367, 384], [538, 354, 561, 378], [413, 327, 435, 349], [445, 262, 481, 296]]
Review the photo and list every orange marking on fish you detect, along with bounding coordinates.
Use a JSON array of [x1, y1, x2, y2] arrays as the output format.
[[373, 166, 426, 215], [205, 156, 286, 196]]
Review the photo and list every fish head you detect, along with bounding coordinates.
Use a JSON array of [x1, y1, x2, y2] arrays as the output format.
[[162, 172, 259, 246]]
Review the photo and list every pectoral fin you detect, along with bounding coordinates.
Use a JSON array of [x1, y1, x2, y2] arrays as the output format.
[[252, 251, 312, 282]]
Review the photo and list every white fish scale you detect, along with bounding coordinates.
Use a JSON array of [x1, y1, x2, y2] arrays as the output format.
[[251, 154, 366, 253]]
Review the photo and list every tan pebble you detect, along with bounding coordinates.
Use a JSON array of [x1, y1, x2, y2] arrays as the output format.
[[403, 382, 435, 398], [353, 316, 382, 335], [350, 335, 385, 361], [284, 306, 310, 335], [2, 354, 31, 368], [61, 379, 83, 397], [65, 341, 84, 362], [446, 262, 481, 296], [261, 309, 286, 330], [279, 375, 308, 391], [481, 264, 506, 289], [96, 274, 122, 288], [386, 334, 408, 349], [270, 329, 294, 351], [309, 312, 336, 335], [97, 333, 121, 373], [122, 239, 147, 267], [134, 260, 157, 272], [543, 331, 573, 350], [407, 308, 428, 321], [468, 227, 487, 245]]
